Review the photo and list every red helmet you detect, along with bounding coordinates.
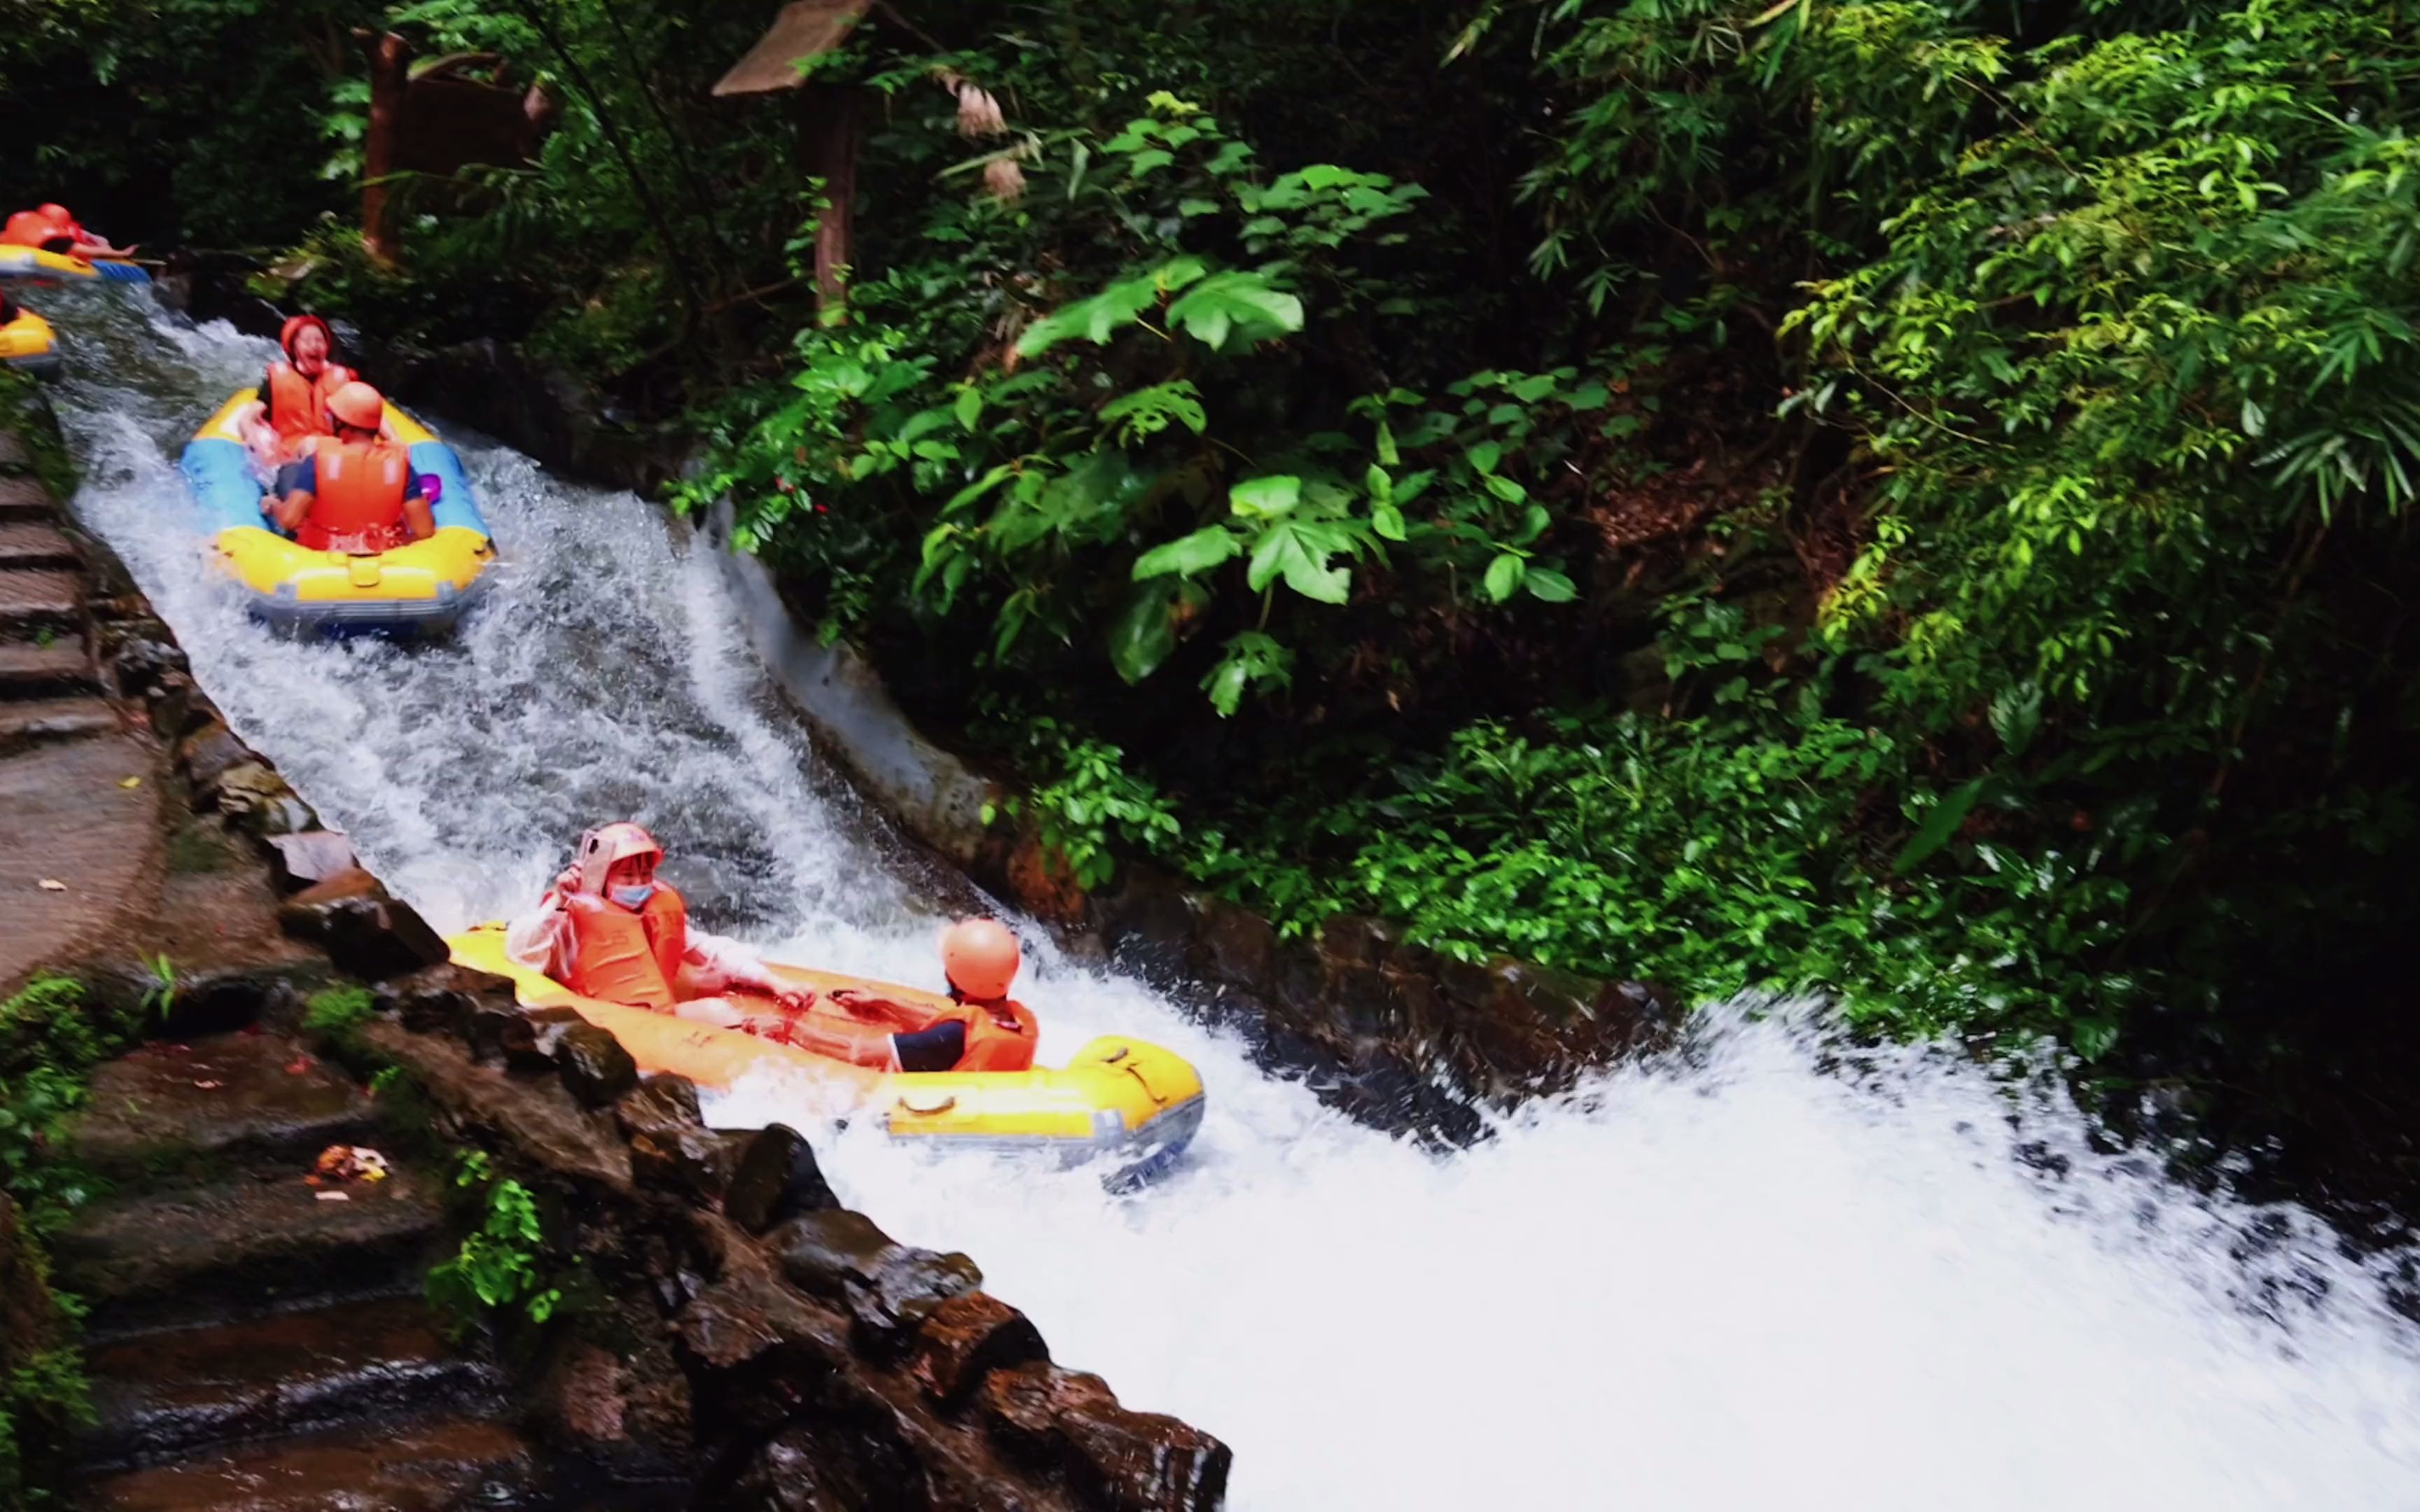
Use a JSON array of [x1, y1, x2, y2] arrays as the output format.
[[575, 822, 662, 896], [36, 203, 74, 229], [279, 313, 334, 361], [325, 381, 385, 432], [940, 918, 1021, 1000]]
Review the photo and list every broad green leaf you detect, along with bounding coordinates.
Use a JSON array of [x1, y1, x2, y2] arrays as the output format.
[[1167, 271, 1304, 351], [1893, 779, 1987, 874], [1989, 681, 2044, 756], [1372, 503, 1408, 542], [1523, 566, 1577, 602], [1133, 526, 1241, 580], [1230, 475, 1302, 518], [954, 387, 983, 431], [1483, 473, 1528, 505], [1108, 580, 1181, 685], [941, 464, 1013, 517], [1200, 631, 1294, 716], [1466, 440, 1503, 475], [1482, 552, 1522, 603]]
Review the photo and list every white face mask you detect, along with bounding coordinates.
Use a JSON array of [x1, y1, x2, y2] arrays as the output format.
[[609, 882, 656, 909]]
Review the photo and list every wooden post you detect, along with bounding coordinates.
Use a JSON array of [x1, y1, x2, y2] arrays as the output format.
[[363, 32, 412, 264], [795, 84, 863, 318]]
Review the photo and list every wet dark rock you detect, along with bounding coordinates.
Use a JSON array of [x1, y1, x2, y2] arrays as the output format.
[[277, 870, 449, 981], [358, 1021, 634, 1195], [909, 1292, 1048, 1408], [1322, 961, 1398, 1042], [144, 671, 200, 743], [1318, 913, 1400, 972], [848, 1245, 983, 1350], [382, 981, 474, 1036], [981, 1362, 1232, 1512], [264, 830, 359, 893], [760, 1210, 980, 1346], [630, 1123, 735, 1204], [719, 1424, 856, 1512], [531, 1338, 630, 1450], [0, 1192, 60, 1369], [1191, 897, 1272, 988], [616, 1072, 704, 1138], [1435, 953, 1501, 1016], [110, 636, 187, 696], [1092, 867, 1196, 985], [464, 1000, 540, 1067], [723, 1123, 838, 1234], [209, 762, 307, 836], [176, 719, 253, 789], [616, 1071, 728, 1199], [1270, 937, 1326, 1019], [557, 1023, 639, 1107], [672, 1272, 794, 1371], [765, 1209, 899, 1301]]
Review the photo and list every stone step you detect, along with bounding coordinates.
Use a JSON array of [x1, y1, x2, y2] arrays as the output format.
[[71, 1033, 380, 1186], [0, 518, 78, 568], [81, 1296, 501, 1469], [0, 694, 116, 752], [49, 1166, 443, 1336], [0, 474, 57, 519], [0, 636, 97, 697], [0, 566, 81, 625], [76, 1416, 542, 1512]]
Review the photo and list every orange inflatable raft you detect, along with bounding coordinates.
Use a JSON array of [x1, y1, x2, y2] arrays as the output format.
[[447, 925, 1206, 1185]]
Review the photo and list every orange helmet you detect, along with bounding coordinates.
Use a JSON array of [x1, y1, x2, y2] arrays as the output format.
[[325, 380, 385, 431], [280, 312, 334, 360], [940, 918, 1021, 1000], [575, 822, 662, 896]]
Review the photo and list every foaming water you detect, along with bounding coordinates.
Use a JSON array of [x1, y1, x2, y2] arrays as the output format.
[[46, 292, 2420, 1508]]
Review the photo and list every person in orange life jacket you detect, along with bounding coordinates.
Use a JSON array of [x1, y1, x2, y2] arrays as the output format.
[[262, 382, 438, 552], [502, 822, 817, 1026], [235, 315, 361, 466], [826, 918, 1040, 1074], [0, 204, 134, 261]]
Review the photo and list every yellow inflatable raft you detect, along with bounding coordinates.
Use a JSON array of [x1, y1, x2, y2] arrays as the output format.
[[0, 245, 149, 285], [181, 391, 495, 636], [447, 925, 1207, 1186], [0, 304, 59, 379]]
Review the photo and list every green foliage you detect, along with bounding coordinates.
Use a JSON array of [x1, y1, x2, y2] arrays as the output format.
[[137, 955, 176, 1025], [683, 78, 1592, 720], [0, 976, 119, 1231], [0, 1347, 95, 1510], [428, 1152, 562, 1329], [0, 975, 109, 1506], [302, 985, 377, 1037], [0, 0, 380, 246]]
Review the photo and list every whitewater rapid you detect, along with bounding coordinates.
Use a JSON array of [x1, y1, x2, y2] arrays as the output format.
[[41, 289, 2420, 1509]]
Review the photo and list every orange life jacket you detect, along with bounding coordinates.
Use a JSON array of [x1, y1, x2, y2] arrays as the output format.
[[296, 440, 411, 553], [0, 209, 67, 249], [264, 360, 356, 454], [561, 886, 690, 1011], [940, 996, 1038, 1072]]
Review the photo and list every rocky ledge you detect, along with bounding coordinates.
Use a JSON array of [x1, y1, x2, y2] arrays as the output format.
[[1, 381, 1228, 1508]]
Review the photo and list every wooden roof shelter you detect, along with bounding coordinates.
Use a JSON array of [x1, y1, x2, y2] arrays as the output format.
[[711, 0, 872, 97]]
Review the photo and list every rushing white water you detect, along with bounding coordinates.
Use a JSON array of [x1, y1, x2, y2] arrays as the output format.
[[42, 290, 2420, 1509]]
